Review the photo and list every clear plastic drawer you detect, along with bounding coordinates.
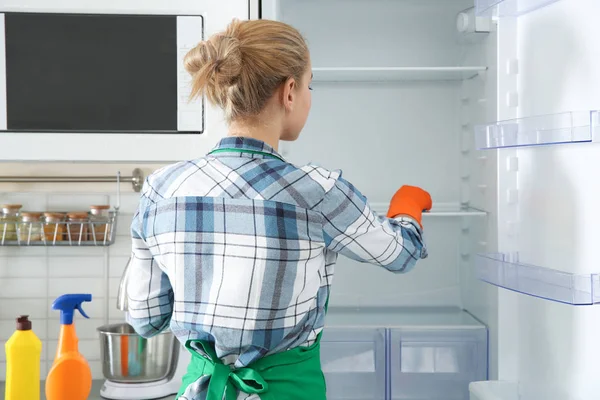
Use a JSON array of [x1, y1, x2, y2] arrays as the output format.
[[320, 327, 387, 400], [390, 327, 488, 400]]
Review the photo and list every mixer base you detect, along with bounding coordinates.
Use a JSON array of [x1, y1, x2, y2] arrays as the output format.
[[100, 378, 180, 400]]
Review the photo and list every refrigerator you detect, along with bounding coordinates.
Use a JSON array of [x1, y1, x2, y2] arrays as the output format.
[[259, 0, 600, 399]]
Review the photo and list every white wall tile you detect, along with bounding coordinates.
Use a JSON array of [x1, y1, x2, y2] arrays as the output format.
[[109, 256, 129, 278], [0, 278, 46, 298], [48, 278, 104, 298], [0, 299, 47, 319], [108, 278, 121, 298], [47, 318, 103, 341], [0, 257, 47, 278], [115, 213, 134, 236], [108, 302, 126, 321], [109, 237, 132, 257], [46, 246, 106, 257], [0, 247, 47, 257], [48, 257, 104, 278]]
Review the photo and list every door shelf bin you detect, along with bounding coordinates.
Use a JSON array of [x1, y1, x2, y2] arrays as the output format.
[[320, 327, 387, 400], [390, 328, 488, 400], [474, 110, 599, 150], [476, 253, 600, 305], [475, 0, 561, 17]]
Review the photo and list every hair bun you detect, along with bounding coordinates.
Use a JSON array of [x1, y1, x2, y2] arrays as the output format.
[[209, 34, 242, 84], [183, 19, 309, 122]]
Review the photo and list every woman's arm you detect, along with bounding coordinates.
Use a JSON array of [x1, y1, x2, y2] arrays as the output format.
[[319, 176, 428, 273], [125, 200, 174, 338]]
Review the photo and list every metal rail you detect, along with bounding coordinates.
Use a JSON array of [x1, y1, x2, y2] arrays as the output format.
[[0, 168, 144, 192]]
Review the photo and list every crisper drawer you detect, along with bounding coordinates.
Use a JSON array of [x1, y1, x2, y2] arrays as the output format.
[[320, 328, 387, 400], [390, 328, 488, 400]]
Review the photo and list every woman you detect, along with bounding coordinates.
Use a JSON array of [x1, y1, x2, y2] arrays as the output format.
[[126, 18, 431, 400]]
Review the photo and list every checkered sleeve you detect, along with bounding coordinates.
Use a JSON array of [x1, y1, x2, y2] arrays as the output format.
[[126, 198, 174, 338], [319, 176, 428, 273]]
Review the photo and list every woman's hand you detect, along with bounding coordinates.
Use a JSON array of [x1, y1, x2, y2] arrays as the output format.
[[386, 185, 432, 228]]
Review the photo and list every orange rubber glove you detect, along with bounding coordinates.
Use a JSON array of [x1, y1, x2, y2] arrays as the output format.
[[386, 185, 432, 228]]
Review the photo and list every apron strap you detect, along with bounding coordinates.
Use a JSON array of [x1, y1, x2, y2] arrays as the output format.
[[182, 340, 269, 400], [208, 148, 286, 163]]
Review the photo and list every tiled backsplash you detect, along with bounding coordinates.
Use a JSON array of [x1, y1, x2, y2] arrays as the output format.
[[0, 191, 140, 380]]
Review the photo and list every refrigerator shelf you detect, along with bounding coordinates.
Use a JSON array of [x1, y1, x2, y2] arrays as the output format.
[[311, 67, 487, 82], [475, 0, 562, 17], [372, 203, 487, 218], [475, 110, 600, 150], [476, 253, 600, 305]]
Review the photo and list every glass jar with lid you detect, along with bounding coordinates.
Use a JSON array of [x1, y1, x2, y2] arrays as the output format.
[[89, 205, 111, 243], [66, 212, 89, 243], [44, 213, 65, 243], [19, 212, 43, 243], [0, 204, 22, 242]]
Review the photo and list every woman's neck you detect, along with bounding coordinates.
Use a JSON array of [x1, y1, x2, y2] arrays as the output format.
[[228, 119, 281, 151]]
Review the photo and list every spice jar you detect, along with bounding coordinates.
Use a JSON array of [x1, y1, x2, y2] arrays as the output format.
[[89, 205, 111, 242], [66, 212, 89, 243], [0, 204, 22, 242], [44, 213, 65, 243], [19, 212, 43, 242]]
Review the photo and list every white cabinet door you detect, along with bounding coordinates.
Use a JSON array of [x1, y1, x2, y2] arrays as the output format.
[[0, 0, 250, 161]]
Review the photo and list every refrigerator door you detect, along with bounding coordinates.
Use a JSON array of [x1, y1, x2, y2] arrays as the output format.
[[488, 0, 600, 397]]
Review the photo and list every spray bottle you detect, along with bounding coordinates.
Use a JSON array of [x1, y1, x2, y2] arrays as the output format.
[[4, 315, 42, 400], [45, 294, 93, 400]]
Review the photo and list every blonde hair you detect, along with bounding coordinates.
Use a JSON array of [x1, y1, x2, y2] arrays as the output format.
[[184, 19, 309, 122]]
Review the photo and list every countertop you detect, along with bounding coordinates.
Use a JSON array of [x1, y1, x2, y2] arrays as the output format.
[[0, 380, 177, 400]]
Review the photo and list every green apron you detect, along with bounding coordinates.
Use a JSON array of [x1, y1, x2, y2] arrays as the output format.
[[177, 147, 327, 399], [176, 332, 326, 400]]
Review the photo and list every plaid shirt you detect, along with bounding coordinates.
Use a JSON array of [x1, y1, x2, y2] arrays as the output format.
[[126, 137, 427, 397]]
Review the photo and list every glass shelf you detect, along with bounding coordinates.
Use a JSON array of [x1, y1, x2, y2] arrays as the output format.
[[476, 253, 600, 305], [475, 0, 562, 17], [474, 110, 600, 150], [312, 67, 487, 82], [371, 203, 487, 218]]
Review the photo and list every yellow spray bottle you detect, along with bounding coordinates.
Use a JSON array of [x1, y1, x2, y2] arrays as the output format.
[[4, 315, 43, 400]]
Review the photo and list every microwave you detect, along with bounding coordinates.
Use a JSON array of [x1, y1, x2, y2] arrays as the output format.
[[0, 1, 253, 162]]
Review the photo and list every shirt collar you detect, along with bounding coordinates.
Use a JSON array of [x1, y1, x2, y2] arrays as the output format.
[[211, 137, 286, 161]]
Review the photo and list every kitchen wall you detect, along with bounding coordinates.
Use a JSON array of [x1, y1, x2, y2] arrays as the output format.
[[0, 163, 161, 379]]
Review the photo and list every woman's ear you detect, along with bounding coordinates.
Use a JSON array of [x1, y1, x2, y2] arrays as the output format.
[[281, 77, 297, 113]]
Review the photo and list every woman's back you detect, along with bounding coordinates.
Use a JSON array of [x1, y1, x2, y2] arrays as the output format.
[[128, 137, 340, 368]]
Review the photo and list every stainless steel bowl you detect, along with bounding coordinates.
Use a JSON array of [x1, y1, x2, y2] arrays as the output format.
[[97, 322, 178, 383]]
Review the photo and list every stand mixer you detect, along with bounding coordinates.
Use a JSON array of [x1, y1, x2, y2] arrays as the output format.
[[98, 257, 191, 400], [99, 339, 190, 400]]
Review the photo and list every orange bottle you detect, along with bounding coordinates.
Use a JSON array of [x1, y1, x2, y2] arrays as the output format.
[[45, 294, 93, 400]]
